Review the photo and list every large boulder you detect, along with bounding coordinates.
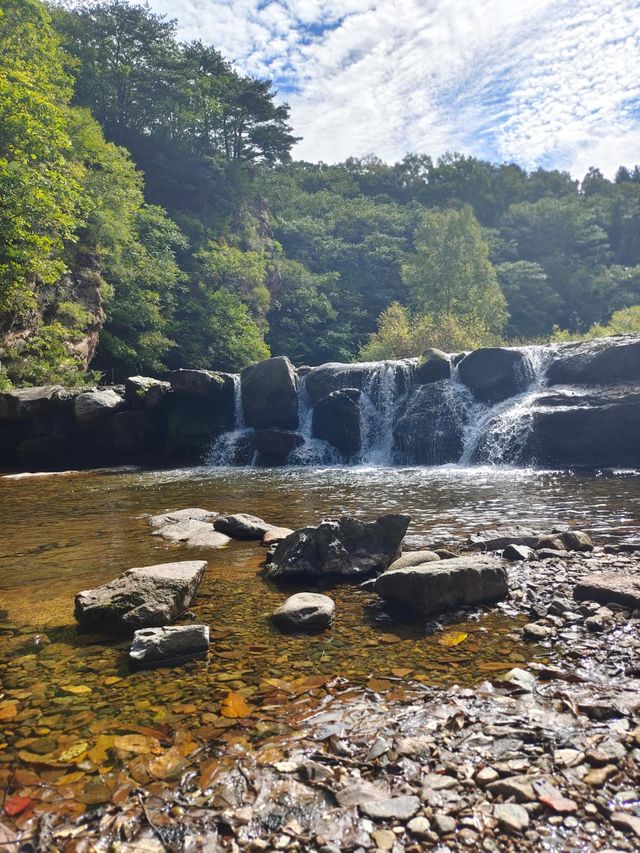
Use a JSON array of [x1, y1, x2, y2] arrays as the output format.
[[0, 385, 67, 422], [74, 560, 207, 632], [129, 625, 210, 669], [254, 428, 304, 465], [74, 388, 124, 428], [414, 349, 451, 385], [264, 514, 411, 580], [394, 381, 464, 465], [153, 520, 230, 549], [312, 389, 361, 455], [526, 388, 640, 468], [149, 508, 218, 527], [241, 356, 299, 430], [271, 593, 335, 633], [167, 369, 226, 400], [99, 409, 159, 454], [374, 555, 508, 616], [305, 363, 374, 404], [457, 348, 529, 404], [214, 513, 273, 540], [125, 376, 170, 410], [547, 337, 640, 386], [573, 571, 640, 609]]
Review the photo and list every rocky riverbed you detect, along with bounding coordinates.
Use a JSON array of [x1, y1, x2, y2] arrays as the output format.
[[1, 531, 639, 851]]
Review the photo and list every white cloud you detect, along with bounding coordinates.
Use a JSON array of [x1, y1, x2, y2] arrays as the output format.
[[134, 0, 640, 175]]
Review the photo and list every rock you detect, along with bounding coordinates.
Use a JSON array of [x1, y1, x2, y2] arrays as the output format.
[[359, 795, 420, 821], [583, 765, 617, 787], [415, 348, 451, 384], [522, 623, 552, 640], [149, 508, 218, 528], [432, 814, 457, 835], [561, 530, 594, 552], [494, 803, 529, 833], [125, 376, 170, 409], [254, 428, 304, 465], [335, 781, 387, 807], [74, 388, 124, 427], [574, 571, 640, 609], [537, 548, 569, 560], [129, 625, 209, 669], [373, 555, 508, 617], [371, 830, 395, 850], [488, 774, 537, 803], [503, 544, 536, 561], [435, 548, 458, 559], [387, 550, 440, 571], [394, 381, 464, 465], [475, 766, 499, 786], [271, 593, 335, 633], [262, 527, 294, 546], [610, 812, 640, 838], [407, 816, 431, 838], [467, 527, 540, 551], [264, 514, 410, 580], [535, 534, 566, 551], [0, 385, 67, 422], [547, 337, 640, 386], [457, 347, 529, 404], [153, 520, 230, 549], [498, 667, 537, 693], [531, 778, 578, 813], [100, 409, 159, 454], [74, 561, 207, 632], [167, 369, 226, 400], [312, 389, 361, 455], [214, 513, 273, 540], [304, 362, 376, 403], [241, 356, 299, 430]]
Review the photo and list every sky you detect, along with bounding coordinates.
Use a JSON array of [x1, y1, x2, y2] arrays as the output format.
[[134, 0, 640, 176]]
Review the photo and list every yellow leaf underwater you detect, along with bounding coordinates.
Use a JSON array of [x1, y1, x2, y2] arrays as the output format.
[[438, 631, 468, 647], [220, 691, 252, 718]]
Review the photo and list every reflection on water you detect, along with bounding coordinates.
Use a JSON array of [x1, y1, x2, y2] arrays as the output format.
[[1, 464, 639, 790]]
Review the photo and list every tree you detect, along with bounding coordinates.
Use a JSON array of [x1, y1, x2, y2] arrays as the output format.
[[497, 261, 560, 339], [403, 206, 507, 334]]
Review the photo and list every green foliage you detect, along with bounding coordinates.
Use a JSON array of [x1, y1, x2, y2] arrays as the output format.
[[552, 305, 640, 342], [497, 261, 560, 339], [359, 303, 499, 361], [403, 206, 507, 333]]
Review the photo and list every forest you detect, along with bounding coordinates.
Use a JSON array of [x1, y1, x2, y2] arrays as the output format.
[[1, 0, 640, 387]]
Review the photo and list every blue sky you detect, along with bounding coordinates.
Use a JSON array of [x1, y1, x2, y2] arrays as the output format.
[[136, 0, 640, 176]]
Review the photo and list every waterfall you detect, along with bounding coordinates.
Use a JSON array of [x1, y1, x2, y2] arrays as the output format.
[[359, 361, 413, 465], [206, 375, 254, 466], [289, 380, 339, 465], [457, 346, 553, 465]]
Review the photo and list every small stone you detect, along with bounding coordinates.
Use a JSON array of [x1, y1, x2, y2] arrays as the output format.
[[407, 817, 431, 838], [487, 775, 537, 803], [271, 593, 335, 633], [422, 773, 458, 791], [585, 615, 606, 632], [611, 812, 640, 838], [360, 795, 420, 821], [503, 544, 536, 561], [535, 535, 566, 552], [522, 623, 551, 640], [371, 830, 395, 850], [561, 530, 594, 552], [475, 766, 499, 786], [494, 803, 529, 834], [554, 749, 584, 768], [583, 765, 617, 786], [433, 813, 456, 835], [498, 667, 536, 693]]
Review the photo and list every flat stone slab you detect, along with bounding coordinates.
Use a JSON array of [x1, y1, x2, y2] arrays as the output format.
[[271, 593, 335, 633], [467, 527, 541, 551], [214, 513, 273, 540], [262, 526, 294, 546], [129, 625, 209, 669], [574, 571, 640, 609], [149, 508, 218, 527], [373, 555, 508, 616], [153, 520, 230, 549], [388, 550, 440, 571], [75, 561, 207, 632]]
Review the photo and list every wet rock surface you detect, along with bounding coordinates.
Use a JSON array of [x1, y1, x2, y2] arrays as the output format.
[[214, 513, 274, 540], [264, 514, 410, 579], [241, 356, 299, 431], [129, 624, 210, 668], [271, 592, 335, 633], [74, 560, 207, 631]]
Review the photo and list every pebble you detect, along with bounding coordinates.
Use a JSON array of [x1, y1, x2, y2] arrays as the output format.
[[359, 796, 420, 821], [494, 803, 530, 833], [522, 622, 552, 640], [433, 813, 457, 835], [371, 829, 395, 850], [475, 766, 499, 786], [583, 765, 618, 786], [406, 817, 431, 838]]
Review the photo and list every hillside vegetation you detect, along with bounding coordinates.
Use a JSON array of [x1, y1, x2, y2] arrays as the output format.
[[1, 0, 640, 387]]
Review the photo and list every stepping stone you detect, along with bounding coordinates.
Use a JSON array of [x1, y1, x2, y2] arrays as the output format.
[[129, 625, 209, 669]]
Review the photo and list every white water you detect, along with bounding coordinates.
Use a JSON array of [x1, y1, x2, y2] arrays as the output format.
[[359, 360, 413, 465], [457, 346, 555, 465], [289, 380, 339, 465], [206, 375, 254, 466]]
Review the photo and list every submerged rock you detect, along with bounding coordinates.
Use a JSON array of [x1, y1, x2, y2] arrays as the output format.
[[74, 560, 207, 632], [153, 520, 230, 549], [264, 514, 410, 580], [457, 347, 529, 404], [312, 389, 361, 455], [373, 555, 508, 616], [149, 508, 218, 527], [271, 593, 335, 633], [387, 550, 441, 570], [129, 624, 209, 669], [241, 356, 299, 430], [214, 513, 273, 540], [574, 571, 640, 609]]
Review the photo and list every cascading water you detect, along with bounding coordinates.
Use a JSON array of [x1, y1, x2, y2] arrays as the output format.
[[359, 360, 414, 465], [289, 381, 339, 465], [207, 375, 254, 465], [457, 346, 554, 465]]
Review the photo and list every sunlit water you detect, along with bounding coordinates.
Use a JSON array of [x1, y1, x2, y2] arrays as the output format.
[[1, 463, 640, 789]]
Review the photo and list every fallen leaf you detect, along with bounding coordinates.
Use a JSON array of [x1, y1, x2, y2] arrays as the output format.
[[220, 692, 252, 719], [57, 742, 90, 763], [367, 678, 392, 693], [4, 796, 31, 817], [0, 702, 18, 722], [391, 667, 413, 678], [112, 734, 162, 755], [147, 747, 188, 781], [438, 631, 468, 647]]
